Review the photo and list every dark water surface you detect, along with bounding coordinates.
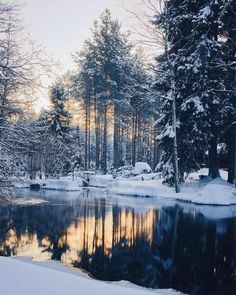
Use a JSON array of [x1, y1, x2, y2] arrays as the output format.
[[0, 188, 236, 295]]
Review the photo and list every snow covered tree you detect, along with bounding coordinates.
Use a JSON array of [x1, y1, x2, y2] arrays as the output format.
[[40, 82, 82, 178], [92, 9, 131, 173], [0, 1, 49, 196], [49, 83, 70, 136], [72, 9, 155, 174], [128, 54, 156, 167], [73, 39, 101, 170], [153, 0, 235, 184]]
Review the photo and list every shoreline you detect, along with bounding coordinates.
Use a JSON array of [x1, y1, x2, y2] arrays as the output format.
[[0, 257, 184, 295]]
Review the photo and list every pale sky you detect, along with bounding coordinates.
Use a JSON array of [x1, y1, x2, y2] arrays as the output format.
[[18, 0, 145, 112], [21, 0, 140, 71]]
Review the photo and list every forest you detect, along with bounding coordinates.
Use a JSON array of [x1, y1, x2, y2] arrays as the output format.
[[0, 0, 235, 195]]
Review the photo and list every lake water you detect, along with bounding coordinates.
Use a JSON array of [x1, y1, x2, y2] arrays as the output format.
[[0, 188, 236, 295]]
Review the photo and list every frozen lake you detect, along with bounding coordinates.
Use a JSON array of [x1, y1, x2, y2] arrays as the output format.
[[0, 188, 236, 295]]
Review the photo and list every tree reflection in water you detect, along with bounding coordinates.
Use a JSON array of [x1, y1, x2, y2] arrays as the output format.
[[0, 189, 236, 295]]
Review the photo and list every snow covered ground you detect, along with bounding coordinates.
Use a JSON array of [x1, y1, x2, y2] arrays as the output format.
[[18, 178, 83, 191], [0, 257, 184, 295], [110, 170, 236, 206], [12, 197, 48, 205], [85, 168, 236, 206], [17, 167, 236, 206], [89, 174, 114, 187]]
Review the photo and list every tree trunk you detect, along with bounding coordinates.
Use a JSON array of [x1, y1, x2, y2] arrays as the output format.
[[120, 123, 124, 166], [113, 103, 120, 169], [85, 103, 88, 170], [132, 109, 138, 166], [94, 95, 100, 171], [153, 124, 159, 170], [227, 128, 236, 183], [88, 102, 91, 169], [102, 104, 108, 174], [208, 134, 220, 178], [137, 115, 142, 162]]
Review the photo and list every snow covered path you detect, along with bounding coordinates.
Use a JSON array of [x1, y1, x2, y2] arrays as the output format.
[[0, 257, 183, 295]]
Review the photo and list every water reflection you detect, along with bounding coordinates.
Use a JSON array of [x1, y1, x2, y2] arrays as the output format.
[[0, 189, 236, 295]]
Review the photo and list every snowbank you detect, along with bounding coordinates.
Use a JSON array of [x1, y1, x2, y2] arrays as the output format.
[[88, 172, 160, 188], [110, 179, 170, 197], [18, 178, 83, 191], [110, 176, 236, 206], [18, 175, 114, 190], [134, 162, 152, 174], [0, 257, 183, 295], [176, 177, 236, 205], [127, 173, 159, 182], [12, 198, 48, 205], [16, 169, 236, 206], [89, 174, 114, 187]]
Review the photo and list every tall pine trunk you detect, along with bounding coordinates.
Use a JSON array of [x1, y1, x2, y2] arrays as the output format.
[[208, 133, 220, 178], [85, 103, 88, 170], [153, 124, 159, 170], [113, 103, 120, 169], [227, 127, 235, 183], [94, 93, 100, 171], [88, 102, 91, 169], [132, 109, 138, 166], [102, 104, 108, 174], [120, 123, 124, 165], [137, 116, 142, 161]]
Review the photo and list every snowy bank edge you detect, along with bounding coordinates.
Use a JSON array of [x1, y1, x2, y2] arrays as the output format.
[[0, 257, 185, 295]]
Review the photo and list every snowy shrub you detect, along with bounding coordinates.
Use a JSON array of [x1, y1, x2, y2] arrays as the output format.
[[133, 162, 152, 175], [113, 165, 135, 178]]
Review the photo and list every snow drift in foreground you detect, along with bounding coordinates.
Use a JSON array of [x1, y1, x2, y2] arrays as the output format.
[[0, 257, 184, 295]]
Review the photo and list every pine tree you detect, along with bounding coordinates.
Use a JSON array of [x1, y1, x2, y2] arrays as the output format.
[[49, 83, 70, 137], [73, 40, 98, 170], [93, 9, 131, 173], [220, 0, 236, 183], [72, 9, 156, 174], [154, 0, 235, 184]]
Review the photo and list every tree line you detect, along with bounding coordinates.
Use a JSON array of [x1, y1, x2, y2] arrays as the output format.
[[13, 9, 158, 179], [0, 1, 235, 190]]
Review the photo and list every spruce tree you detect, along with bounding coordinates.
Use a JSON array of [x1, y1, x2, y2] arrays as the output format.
[[154, 0, 235, 183], [49, 83, 70, 137]]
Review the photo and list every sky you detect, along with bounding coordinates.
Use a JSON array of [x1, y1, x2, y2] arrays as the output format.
[[21, 0, 140, 71], [18, 0, 146, 112]]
